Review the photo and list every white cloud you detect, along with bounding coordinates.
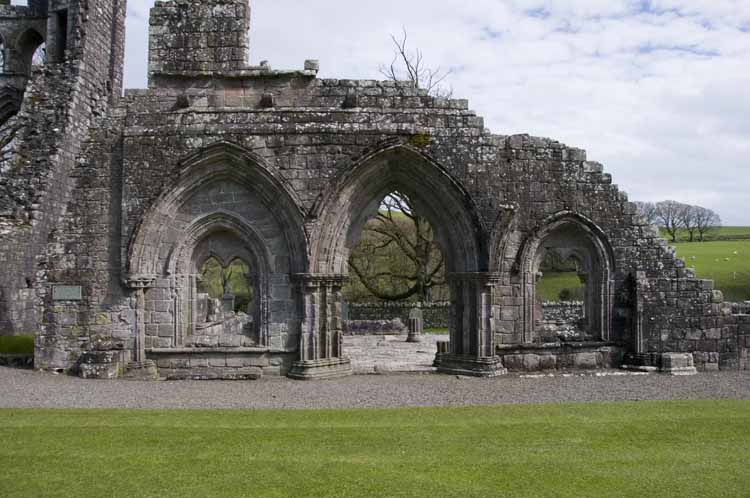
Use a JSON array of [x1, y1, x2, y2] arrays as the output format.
[[125, 0, 750, 225]]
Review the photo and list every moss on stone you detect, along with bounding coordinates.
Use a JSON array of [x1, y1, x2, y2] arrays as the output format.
[[408, 132, 432, 148]]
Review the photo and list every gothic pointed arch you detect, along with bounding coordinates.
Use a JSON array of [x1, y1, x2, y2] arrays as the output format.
[[309, 143, 488, 275], [127, 141, 307, 278], [517, 211, 616, 343]]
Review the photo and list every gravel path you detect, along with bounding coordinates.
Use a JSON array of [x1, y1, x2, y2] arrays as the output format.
[[2, 366, 749, 410]]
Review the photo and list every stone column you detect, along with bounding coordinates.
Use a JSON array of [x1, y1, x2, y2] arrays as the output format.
[[287, 274, 353, 380], [435, 273, 507, 377], [122, 274, 159, 380]]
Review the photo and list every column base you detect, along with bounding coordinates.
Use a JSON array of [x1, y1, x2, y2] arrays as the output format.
[[435, 354, 508, 378], [123, 360, 159, 381], [287, 357, 353, 380]]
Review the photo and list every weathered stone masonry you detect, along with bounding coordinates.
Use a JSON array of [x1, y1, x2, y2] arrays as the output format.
[[0, 0, 748, 379]]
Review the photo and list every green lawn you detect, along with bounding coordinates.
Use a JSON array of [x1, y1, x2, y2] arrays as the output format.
[[1, 401, 749, 498], [673, 240, 750, 301], [536, 272, 582, 302]]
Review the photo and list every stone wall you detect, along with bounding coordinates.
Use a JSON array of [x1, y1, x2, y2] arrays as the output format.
[[540, 302, 584, 325], [346, 302, 450, 329], [1, 0, 749, 379]]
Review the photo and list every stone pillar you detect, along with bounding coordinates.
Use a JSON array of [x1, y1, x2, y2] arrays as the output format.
[[122, 275, 159, 381], [435, 273, 507, 377], [287, 274, 353, 380], [407, 307, 423, 343]]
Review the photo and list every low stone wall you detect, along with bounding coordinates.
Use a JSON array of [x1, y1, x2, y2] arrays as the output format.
[[497, 343, 624, 372], [346, 302, 449, 329], [147, 349, 295, 379], [541, 302, 584, 323], [343, 319, 407, 336]]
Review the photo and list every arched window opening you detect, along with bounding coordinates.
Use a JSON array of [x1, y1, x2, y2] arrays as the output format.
[[17, 29, 44, 74], [197, 257, 254, 315], [535, 249, 588, 342], [524, 218, 613, 344]]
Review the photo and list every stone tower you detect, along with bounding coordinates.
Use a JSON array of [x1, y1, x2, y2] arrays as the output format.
[[0, 0, 127, 337], [148, 0, 251, 85]]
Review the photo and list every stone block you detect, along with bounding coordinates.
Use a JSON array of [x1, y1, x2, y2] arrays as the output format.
[[538, 355, 557, 370], [570, 353, 597, 370], [522, 354, 541, 371], [660, 353, 697, 376], [495, 354, 519, 371]]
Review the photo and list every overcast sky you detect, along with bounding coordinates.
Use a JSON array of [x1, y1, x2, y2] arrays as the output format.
[[124, 1, 750, 225]]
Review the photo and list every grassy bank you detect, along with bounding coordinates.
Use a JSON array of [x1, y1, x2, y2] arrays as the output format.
[[673, 240, 750, 301], [1, 401, 749, 497], [0, 335, 34, 355]]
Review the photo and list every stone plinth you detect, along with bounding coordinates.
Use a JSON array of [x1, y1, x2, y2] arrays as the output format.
[[78, 351, 124, 380], [288, 357, 353, 380], [660, 353, 698, 376], [123, 360, 159, 381], [435, 354, 507, 378]]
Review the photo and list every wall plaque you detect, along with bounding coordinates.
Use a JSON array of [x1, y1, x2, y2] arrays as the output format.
[[52, 285, 83, 301]]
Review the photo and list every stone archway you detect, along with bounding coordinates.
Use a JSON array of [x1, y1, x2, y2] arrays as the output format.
[[518, 212, 616, 344], [125, 142, 308, 374], [296, 143, 505, 379]]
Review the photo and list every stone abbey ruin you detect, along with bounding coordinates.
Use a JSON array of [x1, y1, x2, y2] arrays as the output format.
[[0, 0, 748, 380]]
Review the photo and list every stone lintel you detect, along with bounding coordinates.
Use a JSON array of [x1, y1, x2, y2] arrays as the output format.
[[435, 353, 508, 378], [287, 357, 353, 380]]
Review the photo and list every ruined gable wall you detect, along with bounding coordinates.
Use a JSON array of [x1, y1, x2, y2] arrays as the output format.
[[117, 75, 733, 361]]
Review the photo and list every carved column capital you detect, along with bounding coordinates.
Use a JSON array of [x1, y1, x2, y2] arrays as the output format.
[[123, 274, 157, 290]]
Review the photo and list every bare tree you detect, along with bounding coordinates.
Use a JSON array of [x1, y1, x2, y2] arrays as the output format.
[[656, 200, 688, 242], [694, 207, 722, 242], [634, 201, 659, 225], [679, 204, 700, 242], [380, 28, 453, 98], [348, 192, 446, 302]]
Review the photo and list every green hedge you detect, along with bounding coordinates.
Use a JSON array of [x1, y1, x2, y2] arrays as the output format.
[[0, 335, 35, 355]]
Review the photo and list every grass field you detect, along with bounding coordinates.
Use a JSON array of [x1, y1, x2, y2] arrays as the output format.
[[673, 240, 750, 301], [536, 272, 582, 302], [1, 401, 748, 498]]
